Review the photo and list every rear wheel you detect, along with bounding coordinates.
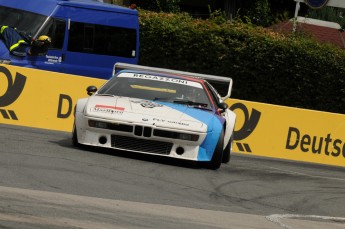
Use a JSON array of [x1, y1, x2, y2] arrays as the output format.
[[207, 130, 224, 170]]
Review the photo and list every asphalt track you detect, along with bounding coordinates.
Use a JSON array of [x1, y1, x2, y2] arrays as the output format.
[[0, 123, 345, 229]]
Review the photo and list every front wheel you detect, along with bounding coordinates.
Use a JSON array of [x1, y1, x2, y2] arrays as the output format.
[[222, 134, 233, 163], [207, 130, 224, 170], [72, 124, 81, 147]]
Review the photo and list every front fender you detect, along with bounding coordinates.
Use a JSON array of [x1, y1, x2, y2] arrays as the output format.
[[75, 98, 89, 115], [223, 109, 236, 148]]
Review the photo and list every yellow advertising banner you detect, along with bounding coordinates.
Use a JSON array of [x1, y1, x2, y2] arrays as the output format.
[[226, 99, 345, 167], [0, 64, 105, 132], [1, 64, 345, 167]]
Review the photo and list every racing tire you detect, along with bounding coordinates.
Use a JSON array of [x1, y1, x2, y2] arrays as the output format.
[[72, 124, 81, 148], [207, 129, 224, 170], [222, 134, 233, 163]]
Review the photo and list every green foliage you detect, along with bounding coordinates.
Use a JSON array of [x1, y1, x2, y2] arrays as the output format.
[[272, 10, 290, 24], [244, 0, 272, 27], [137, 0, 180, 13], [138, 10, 345, 114]]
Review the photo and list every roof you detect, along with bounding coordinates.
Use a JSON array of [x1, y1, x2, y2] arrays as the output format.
[[270, 17, 345, 49], [114, 63, 233, 100], [0, 0, 136, 16]]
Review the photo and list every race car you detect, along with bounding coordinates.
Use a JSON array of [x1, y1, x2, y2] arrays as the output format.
[[73, 63, 236, 169]]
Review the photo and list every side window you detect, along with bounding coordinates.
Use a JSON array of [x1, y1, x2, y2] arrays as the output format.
[[51, 19, 66, 49], [205, 82, 221, 107], [68, 21, 137, 58], [39, 18, 66, 50], [83, 24, 95, 52]]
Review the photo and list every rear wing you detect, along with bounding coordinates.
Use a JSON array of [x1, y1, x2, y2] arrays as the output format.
[[113, 63, 233, 100]]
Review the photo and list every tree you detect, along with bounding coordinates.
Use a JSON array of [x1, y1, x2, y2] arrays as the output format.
[[137, 0, 180, 13], [246, 0, 272, 26]]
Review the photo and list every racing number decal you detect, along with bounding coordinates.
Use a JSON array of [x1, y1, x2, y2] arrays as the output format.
[[0, 66, 27, 120], [230, 103, 261, 153]]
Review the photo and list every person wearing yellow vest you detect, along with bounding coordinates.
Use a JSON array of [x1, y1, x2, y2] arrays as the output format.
[[0, 25, 51, 56]]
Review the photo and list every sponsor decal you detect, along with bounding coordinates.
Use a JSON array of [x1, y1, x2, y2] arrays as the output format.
[[45, 55, 62, 65], [230, 103, 261, 153], [140, 102, 163, 108], [130, 85, 176, 93], [95, 104, 125, 111], [286, 127, 345, 158], [92, 107, 123, 115], [117, 72, 202, 88], [0, 66, 27, 120], [304, 0, 329, 9], [131, 100, 163, 108], [152, 117, 190, 126], [92, 105, 124, 115]]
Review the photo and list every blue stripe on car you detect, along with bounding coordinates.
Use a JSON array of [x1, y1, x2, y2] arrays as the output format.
[[157, 102, 225, 161]]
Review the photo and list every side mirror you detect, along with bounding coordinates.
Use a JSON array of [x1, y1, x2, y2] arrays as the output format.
[[87, 86, 97, 96], [217, 102, 228, 113]]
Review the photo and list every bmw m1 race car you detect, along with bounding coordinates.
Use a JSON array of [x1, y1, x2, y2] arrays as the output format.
[[73, 63, 236, 169]]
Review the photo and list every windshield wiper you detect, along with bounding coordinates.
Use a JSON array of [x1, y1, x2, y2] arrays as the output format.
[[153, 97, 172, 101], [173, 100, 212, 111]]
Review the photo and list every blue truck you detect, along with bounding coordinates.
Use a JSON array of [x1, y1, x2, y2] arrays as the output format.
[[0, 0, 139, 79]]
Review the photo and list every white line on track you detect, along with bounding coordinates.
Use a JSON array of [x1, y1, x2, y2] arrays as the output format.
[[266, 214, 345, 229]]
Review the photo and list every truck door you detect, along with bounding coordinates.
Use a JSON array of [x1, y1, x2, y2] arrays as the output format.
[[64, 20, 138, 79], [27, 18, 67, 73]]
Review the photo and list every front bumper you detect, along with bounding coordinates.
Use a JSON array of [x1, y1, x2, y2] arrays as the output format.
[[75, 115, 209, 161]]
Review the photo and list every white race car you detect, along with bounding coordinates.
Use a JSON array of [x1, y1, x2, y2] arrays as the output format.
[[73, 63, 236, 169]]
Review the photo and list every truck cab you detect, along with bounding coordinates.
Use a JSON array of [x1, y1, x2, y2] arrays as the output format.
[[0, 0, 139, 79]]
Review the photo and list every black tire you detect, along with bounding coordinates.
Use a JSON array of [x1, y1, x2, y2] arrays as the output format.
[[72, 124, 81, 147], [222, 134, 233, 163], [207, 129, 224, 170]]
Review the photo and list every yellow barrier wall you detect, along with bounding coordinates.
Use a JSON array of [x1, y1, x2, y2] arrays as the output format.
[[0, 65, 105, 132], [1, 65, 344, 167], [226, 99, 345, 167]]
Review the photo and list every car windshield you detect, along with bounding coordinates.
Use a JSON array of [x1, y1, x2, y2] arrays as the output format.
[[0, 6, 47, 35], [98, 72, 213, 108]]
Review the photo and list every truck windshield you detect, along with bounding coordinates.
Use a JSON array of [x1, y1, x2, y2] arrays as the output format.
[[0, 6, 47, 35]]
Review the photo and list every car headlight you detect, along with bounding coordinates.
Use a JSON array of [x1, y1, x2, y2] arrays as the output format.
[[88, 120, 133, 132], [153, 129, 199, 141], [89, 120, 108, 129], [178, 133, 199, 141]]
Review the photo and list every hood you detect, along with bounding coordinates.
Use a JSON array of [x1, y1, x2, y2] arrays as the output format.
[[85, 96, 216, 132]]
